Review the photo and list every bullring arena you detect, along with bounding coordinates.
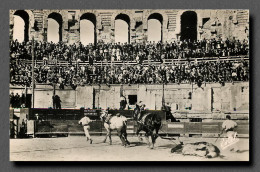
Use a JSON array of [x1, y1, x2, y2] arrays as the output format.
[[9, 9, 249, 161]]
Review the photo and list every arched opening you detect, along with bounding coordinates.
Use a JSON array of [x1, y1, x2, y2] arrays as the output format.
[[115, 14, 130, 44], [80, 13, 96, 45], [47, 13, 63, 43], [13, 10, 29, 42], [181, 11, 197, 42], [148, 13, 163, 43]]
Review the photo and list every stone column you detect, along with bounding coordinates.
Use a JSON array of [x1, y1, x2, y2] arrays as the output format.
[[9, 11, 14, 41], [62, 11, 69, 43]]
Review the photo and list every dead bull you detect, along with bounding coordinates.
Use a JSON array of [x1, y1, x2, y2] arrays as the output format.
[[171, 142, 220, 158]]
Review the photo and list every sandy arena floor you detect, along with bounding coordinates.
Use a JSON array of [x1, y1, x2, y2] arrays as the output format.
[[10, 135, 249, 161]]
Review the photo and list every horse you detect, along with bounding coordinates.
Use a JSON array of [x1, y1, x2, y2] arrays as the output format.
[[100, 112, 130, 147], [133, 106, 162, 149]]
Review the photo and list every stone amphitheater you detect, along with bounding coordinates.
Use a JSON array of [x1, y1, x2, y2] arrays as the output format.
[[10, 9, 249, 43]]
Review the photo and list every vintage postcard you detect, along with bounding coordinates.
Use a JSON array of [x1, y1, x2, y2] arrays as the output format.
[[9, 9, 249, 161]]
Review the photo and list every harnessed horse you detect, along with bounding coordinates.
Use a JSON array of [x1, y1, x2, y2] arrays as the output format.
[[100, 112, 130, 147], [133, 106, 162, 149]]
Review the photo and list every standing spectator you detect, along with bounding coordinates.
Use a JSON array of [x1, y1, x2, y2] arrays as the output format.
[[120, 95, 127, 110], [52, 95, 62, 109], [10, 92, 15, 108], [14, 93, 21, 108], [55, 95, 62, 109]]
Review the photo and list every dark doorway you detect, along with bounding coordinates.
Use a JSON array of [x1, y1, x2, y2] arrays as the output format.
[[26, 94, 32, 108], [128, 95, 137, 105], [181, 11, 197, 42]]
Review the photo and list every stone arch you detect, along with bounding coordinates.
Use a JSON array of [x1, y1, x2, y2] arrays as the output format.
[[10, 10, 35, 41], [42, 10, 67, 42], [143, 11, 168, 42], [143, 11, 168, 29], [79, 12, 97, 45], [80, 13, 97, 27], [47, 12, 63, 42], [175, 10, 201, 40], [43, 10, 65, 29], [147, 13, 163, 42], [10, 10, 35, 28], [78, 10, 97, 28], [114, 13, 131, 43], [111, 11, 134, 30]]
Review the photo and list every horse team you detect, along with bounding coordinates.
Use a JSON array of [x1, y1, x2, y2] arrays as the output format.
[[81, 107, 221, 158]]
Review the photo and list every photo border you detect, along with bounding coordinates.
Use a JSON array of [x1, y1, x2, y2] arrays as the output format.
[[1, 0, 259, 171]]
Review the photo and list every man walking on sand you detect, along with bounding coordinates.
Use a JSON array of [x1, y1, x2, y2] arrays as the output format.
[[79, 114, 94, 144], [220, 115, 239, 152]]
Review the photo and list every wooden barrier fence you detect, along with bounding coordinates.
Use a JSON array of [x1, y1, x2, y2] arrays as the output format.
[[26, 120, 249, 138], [10, 108, 249, 138]]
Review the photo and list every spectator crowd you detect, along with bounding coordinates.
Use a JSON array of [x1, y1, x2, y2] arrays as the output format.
[[10, 38, 249, 63], [10, 38, 249, 89], [10, 59, 249, 88]]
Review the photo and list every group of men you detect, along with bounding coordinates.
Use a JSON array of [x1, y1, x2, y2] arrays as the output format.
[[78, 101, 144, 144], [79, 102, 240, 153], [10, 92, 26, 108]]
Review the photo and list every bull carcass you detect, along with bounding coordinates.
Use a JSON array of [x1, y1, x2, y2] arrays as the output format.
[[171, 142, 220, 158]]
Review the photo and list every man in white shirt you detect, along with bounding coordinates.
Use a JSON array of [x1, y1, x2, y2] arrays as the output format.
[[79, 114, 94, 144], [221, 115, 239, 152], [114, 113, 129, 147], [222, 115, 238, 136], [113, 113, 127, 127]]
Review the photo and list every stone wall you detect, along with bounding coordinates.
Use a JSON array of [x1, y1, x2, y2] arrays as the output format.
[[10, 82, 249, 113], [10, 9, 249, 43]]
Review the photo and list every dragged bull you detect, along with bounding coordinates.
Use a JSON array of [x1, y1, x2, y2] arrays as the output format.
[[171, 142, 220, 158]]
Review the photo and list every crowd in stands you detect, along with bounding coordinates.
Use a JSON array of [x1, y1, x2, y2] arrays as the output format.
[[10, 59, 249, 88], [10, 38, 249, 88], [10, 38, 249, 63]]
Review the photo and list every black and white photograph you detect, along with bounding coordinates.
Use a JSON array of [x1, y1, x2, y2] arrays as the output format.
[[9, 9, 249, 161]]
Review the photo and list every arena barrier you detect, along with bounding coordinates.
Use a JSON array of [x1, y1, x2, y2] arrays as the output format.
[[10, 108, 249, 138], [165, 121, 249, 137], [27, 120, 249, 138]]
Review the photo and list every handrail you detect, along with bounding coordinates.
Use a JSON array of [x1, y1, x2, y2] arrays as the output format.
[[11, 56, 249, 66]]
